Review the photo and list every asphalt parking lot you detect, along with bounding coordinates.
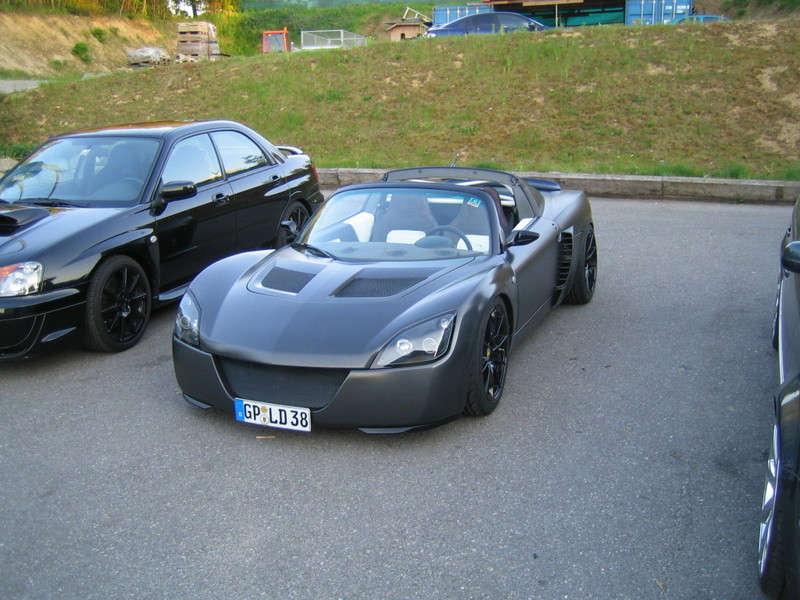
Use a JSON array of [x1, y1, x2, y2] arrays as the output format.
[[0, 197, 790, 600]]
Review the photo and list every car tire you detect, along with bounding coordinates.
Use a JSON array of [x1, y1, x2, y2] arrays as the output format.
[[83, 255, 152, 353], [276, 200, 310, 247], [464, 299, 511, 417], [758, 421, 791, 599], [565, 224, 597, 305], [772, 281, 781, 351]]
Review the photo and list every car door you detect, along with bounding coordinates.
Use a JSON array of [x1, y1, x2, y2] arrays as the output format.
[[506, 216, 560, 332], [780, 202, 800, 381], [155, 133, 237, 294], [209, 129, 290, 251]]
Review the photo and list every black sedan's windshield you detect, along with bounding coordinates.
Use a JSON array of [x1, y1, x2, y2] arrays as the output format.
[[0, 136, 160, 206]]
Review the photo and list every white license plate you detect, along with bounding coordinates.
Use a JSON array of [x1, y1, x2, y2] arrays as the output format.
[[234, 399, 311, 432]]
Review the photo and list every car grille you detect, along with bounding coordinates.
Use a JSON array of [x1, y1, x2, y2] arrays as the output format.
[[553, 231, 573, 305], [219, 358, 349, 409]]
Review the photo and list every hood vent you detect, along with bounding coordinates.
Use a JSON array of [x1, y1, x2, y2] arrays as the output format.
[[261, 267, 317, 294], [335, 267, 439, 298], [336, 276, 426, 298], [0, 207, 50, 232]]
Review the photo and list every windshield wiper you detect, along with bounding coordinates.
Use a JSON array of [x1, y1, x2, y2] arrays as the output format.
[[16, 198, 88, 208], [292, 242, 334, 259]]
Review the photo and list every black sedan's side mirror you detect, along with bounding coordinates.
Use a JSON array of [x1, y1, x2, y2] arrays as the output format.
[[161, 181, 197, 202], [782, 241, 800, 273], [508, 230, 540, 247]]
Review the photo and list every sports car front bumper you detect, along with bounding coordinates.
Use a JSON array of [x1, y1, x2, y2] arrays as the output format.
[[172, 336, 472, 432]]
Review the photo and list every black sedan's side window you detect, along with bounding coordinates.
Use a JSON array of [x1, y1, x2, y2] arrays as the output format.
[[162, 134, 222, 187], [210, 130, 272, 177]]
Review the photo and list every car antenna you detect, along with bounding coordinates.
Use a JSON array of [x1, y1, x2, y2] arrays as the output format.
[[450, 152, 460, 167]]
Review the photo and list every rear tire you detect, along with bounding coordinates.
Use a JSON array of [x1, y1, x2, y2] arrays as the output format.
[[83, 255, 151, 353], [464, 300, 511, 417], [276, 200, 310, 247], [565, 225, 597, 305]]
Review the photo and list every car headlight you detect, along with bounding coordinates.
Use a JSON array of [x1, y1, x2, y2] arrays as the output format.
[[175, 292, 201, 346], [0, 262, 43, 297], [373, 313, 455, 368]]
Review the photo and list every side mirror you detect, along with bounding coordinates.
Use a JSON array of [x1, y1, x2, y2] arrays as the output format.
[[161, 181, 197, 202], [280, 219, 298, 244], [782, 241, 800, 273], [508, 230, 540, 247]]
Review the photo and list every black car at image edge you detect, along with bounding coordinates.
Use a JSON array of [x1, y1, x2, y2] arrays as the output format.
[[759, 197, 800, 599], [0, 120, 324, 359]]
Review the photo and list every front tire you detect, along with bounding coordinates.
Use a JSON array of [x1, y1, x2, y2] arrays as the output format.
[[83, 255, 151, 353], [464, 300, 511, 417], [758, 421, 790, 599]]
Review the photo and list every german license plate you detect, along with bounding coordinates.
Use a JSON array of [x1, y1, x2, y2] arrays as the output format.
[[234, 399, 311, 433]]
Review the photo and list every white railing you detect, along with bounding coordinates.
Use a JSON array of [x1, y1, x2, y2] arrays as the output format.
[[300, 30, 367, 51]]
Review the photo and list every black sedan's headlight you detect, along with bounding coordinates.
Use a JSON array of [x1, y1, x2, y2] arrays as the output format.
[[373, 313, 456, 368], [175, 292, 201, 346], [0, 261, 43, 297]]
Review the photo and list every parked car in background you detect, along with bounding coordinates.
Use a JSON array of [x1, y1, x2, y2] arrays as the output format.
[[172, 167, 597, 434], [758, 204, 800, 599], [670, 14, 729, 23], [0, 120, 323, 359], [425, 12, 551, 37]]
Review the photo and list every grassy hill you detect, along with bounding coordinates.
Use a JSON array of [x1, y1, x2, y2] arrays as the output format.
[[0, 17, 798, 179]]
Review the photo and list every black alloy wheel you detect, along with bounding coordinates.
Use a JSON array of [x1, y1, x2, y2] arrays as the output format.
[[565, 224, 597, 305], [276, 200, 311, 247], [83, 255, 152, 352], [465, 300, 511, 416]]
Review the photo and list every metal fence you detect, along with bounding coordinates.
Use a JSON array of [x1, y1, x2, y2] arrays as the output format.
[[300, 29, 367, 50]]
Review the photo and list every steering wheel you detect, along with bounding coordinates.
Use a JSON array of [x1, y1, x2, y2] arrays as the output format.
[[426, 226, 473, 251]]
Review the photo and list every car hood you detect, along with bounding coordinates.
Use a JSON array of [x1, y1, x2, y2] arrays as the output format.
[[0, 203, 125, 261], [198, 249, 488, 368]]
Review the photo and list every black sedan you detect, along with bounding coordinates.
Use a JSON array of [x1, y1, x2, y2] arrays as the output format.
[[0, 120, 323, 359], [425, 12, 551, 38], [759, 203, 800, 598], [172, 167, 597, 433]]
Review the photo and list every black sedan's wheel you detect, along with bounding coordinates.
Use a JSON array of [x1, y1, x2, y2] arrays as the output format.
[[758, 422, 790, 599], [464, 300, 511, 416], [565, 225, 597, 305], [83, 255, 152, 353], [276, 200, 310, 247]]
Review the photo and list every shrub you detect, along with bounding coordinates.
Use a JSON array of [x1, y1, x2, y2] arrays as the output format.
[[72, 41, 91, 62]]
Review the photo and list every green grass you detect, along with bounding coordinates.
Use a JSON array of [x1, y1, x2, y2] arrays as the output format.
[[0, 18, 798, 179]]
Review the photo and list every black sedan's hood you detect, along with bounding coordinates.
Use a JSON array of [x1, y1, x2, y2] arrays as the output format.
[[200, 250, 486, 368], [0, 203, 123, 261]]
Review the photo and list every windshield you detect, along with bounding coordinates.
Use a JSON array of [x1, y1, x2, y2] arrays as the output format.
[[298, 187, 494, 262], [0, 136, 160, 206]]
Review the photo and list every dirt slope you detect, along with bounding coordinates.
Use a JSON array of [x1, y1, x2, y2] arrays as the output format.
[[0, 13, 172, 76]]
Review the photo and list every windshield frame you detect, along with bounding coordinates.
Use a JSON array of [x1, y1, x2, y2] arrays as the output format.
[[297, 183, 501, 263]]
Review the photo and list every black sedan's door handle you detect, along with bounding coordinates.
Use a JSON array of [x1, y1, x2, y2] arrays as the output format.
[[213, 193, 230, 206]]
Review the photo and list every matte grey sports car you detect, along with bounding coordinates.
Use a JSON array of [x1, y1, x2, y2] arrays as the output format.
[[172, 167, 597, 433]]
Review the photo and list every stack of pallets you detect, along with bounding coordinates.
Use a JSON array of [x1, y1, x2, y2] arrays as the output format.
[[176, 22, 220, 61]]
